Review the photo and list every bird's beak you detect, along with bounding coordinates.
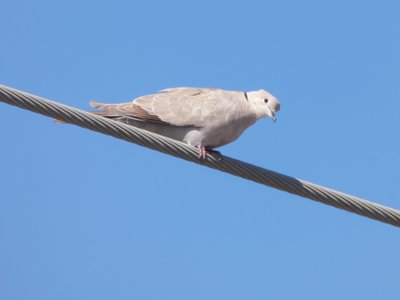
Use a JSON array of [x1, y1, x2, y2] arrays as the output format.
[[269, 110, 276, 123]]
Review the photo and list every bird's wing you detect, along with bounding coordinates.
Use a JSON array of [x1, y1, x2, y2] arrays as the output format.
[[133, 87, 241, 127], [90, 101, 165, 123]]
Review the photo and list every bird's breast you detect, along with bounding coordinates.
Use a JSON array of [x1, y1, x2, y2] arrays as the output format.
[[198, 115, 257, 148]]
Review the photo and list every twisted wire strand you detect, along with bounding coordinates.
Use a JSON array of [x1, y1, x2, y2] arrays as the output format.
[[1, 84, 399, 227]]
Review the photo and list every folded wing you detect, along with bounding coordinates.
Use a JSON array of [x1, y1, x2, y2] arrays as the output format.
[[91, 88, 238, 127], [133, 88, 233, 127]]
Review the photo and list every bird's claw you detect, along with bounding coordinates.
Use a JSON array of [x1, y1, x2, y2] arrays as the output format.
[[197, 146, 223, 161]]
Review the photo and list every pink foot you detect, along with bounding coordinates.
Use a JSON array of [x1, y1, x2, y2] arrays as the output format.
[[196, 145, 222, 160], [197, 145, 207, 159]]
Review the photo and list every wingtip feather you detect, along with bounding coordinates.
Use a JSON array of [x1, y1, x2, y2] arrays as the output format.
[[89, 100, 102, 109]]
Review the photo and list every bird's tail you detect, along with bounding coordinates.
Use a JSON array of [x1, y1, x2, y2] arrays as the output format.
[[89, 100, 108, 110], [54, 101, 110, 124]]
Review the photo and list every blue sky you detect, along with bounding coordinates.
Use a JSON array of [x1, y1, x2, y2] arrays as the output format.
[[1, 0, 399, 299]]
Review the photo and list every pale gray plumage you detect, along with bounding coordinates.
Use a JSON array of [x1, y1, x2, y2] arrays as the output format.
[[90, 87, 280, 158]]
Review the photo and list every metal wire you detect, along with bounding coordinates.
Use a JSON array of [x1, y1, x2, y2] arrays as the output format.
[[1, 84, 399, 227]]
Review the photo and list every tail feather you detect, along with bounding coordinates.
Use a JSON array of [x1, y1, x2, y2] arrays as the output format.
[[89, 100, 107, 109], [55, 100, 165, 124], [55, 101, 109, 123]]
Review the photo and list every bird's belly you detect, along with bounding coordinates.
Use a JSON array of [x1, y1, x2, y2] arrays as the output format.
[[195, 116, 256, 148], [118, 116, 255, 149]]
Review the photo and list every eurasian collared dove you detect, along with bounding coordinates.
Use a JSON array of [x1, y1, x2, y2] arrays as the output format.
[[90, 87, 280, 159]]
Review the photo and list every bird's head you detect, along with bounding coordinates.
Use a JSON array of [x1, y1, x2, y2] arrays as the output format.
[[247, 89, 280, 122]]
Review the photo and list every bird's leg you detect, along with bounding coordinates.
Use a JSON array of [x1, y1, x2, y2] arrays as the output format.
[[197, 145, 223, 160], [197, 145, 207, 159]]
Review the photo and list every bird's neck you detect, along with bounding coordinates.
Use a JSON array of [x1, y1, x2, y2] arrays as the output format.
[[247, 101, 262, 120]]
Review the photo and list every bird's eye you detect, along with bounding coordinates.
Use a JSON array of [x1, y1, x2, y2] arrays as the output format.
[[264, 98, 269, 103]]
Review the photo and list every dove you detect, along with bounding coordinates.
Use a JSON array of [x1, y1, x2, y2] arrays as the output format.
[[90, 87, 280, 159]]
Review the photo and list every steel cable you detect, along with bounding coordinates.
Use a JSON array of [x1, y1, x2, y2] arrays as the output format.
[[1, 85, 399, 227]]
